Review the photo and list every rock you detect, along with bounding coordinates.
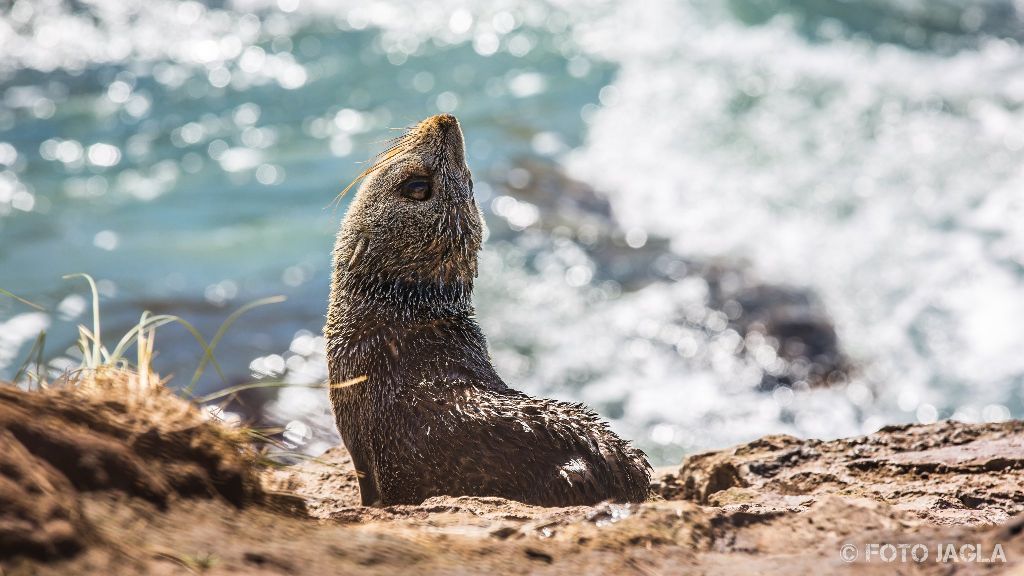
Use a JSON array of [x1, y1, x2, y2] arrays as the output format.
[[667, 420, 1024, 526], [490, 159, 851, 389]]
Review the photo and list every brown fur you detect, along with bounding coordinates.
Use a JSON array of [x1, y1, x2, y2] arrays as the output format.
[[326, 114, 651, 507]]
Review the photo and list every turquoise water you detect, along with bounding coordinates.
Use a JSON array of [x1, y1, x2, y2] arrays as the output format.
[[2, 0, 1023, 464], [0, 8, 611, 385]]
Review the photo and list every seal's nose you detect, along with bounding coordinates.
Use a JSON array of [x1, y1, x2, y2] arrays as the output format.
[[428, 114, 459, 130]]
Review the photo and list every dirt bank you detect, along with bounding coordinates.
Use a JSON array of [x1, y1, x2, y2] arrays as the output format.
[[1, 377, 1021, 575]]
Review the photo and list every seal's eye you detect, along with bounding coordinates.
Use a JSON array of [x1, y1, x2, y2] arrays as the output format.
[[401, 178, 431, 201]]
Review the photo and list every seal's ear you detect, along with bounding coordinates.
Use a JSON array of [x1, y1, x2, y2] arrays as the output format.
[[348, 235, 368, 271]]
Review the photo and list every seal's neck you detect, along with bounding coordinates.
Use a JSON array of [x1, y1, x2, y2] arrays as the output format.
[[325, 240, 481, 357], [325, 265, 493, 390], [332, 272, 474, 324]]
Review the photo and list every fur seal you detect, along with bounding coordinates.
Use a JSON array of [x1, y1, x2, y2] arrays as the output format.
[[325, 114, 651, 507]]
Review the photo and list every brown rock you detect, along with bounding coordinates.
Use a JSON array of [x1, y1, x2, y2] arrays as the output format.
[[667, 419, 1024, 526]]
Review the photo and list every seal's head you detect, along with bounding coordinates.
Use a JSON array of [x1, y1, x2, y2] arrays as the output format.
[[337, 114, 482, 288]]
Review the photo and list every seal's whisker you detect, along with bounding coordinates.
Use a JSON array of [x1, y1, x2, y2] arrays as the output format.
[[371, 130, 414, 147], [378, 133, 414, 156], [361, 131, 414, 164], [326, 139, 413, 212]]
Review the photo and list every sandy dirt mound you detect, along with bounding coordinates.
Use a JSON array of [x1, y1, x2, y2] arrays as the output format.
[[2, 376, 1023, 574], [0, 373, 262, 561], [257, 421, 1024, 573]]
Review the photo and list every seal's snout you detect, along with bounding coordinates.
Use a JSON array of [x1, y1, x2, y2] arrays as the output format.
[[419, 113, 462, 141], [429, 113, 459, 129], [418, 113, 461, 137], [418, 113, 467, 174]]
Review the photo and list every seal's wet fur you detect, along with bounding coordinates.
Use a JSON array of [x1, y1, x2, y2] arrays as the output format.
[[326, 114, 651, 507]]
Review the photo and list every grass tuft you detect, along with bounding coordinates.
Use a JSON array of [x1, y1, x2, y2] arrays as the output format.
[[57, 273, 285, 393], [6, 273, 365, 467]]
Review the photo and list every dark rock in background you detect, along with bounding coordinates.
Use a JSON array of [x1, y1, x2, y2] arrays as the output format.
[[489, 158, 851, 390]]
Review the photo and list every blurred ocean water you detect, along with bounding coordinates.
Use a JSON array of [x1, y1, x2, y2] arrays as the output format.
[[1, 0, 1022, 463]]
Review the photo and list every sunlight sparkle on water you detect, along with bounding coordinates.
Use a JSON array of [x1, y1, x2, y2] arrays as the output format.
[[1, 0, 1022, 465]]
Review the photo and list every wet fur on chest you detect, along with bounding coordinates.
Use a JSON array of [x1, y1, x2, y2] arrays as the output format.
[[326, 303, 651, 507]]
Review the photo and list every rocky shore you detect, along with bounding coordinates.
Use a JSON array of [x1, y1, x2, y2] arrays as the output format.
[[1, 375, 1021, 575]]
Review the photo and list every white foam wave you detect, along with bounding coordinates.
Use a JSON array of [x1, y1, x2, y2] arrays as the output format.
[[565, 0, 1024, 426]]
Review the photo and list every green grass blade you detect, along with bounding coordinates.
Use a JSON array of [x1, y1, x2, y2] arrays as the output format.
[[245, 428, 290, 450], [13, 330, 46, 385], [33, 330, 47, 386], [192, 380, 297, 403], [162, 316, 229, 387], [108, 310, 151, 364], [63, 274, 102, 367], [108, 312, 184, 363], [188, 295, 286, 392], [0, 287, 45, 311], [76, 325, 96, 370]]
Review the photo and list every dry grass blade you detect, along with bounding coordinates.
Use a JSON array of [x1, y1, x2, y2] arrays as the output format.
[[192, 375, 367, 404], [329, 375, 367, 389], [151, 547, 218, 573], [137, 323, 156, 391]]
